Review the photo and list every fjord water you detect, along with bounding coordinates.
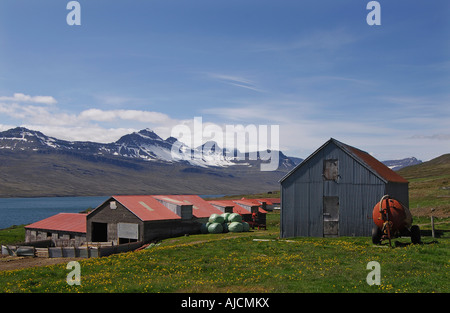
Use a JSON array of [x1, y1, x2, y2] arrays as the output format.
[[0, 196, 109, 229], [0, 195, 225, 229]]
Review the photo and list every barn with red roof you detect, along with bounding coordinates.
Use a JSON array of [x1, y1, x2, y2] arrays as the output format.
[[25, 213, 87, 246], [280, 138, 409, 238], [23, 194, 222, 248], [208, 199, 268, 228], [86, 195, 208, 244]]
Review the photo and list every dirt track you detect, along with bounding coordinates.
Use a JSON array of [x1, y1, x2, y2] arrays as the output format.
[[0, 255, 79, 271]]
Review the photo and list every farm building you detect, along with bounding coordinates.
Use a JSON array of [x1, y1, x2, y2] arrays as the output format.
[[22, 194, 222, 249], [86, 195, 204, 244], [209, 199, 268, 227], [207, 200, 234, 214], [262, 198, 281, 210], [279, 138, 409, 238], [25, 213, 87, 247]]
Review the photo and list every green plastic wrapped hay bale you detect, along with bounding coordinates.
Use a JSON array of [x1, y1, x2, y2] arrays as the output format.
[[221, 212, 231, 223], [242, 222, 250, 232], [209, 214, 225, 224], [208, 222, 223, 234], [228, 222, 244, 233], [228, 213, 242, 223]]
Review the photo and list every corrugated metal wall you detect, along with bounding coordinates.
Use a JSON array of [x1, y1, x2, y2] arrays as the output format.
[[281, 141, 408, 238]]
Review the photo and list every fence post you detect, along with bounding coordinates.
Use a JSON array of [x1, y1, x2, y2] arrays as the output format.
[[431, 208, 435, 238]]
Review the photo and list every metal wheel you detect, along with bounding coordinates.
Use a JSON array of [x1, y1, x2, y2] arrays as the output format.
[[411, 225, 421, 244], [372, 226, 382, 245]]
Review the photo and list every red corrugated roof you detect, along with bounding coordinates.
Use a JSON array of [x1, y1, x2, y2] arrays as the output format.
[[344, 144, 409, 183], [153, 195, 222, 218], [234, 199, 260, 207], [233, 199, 267, 213], [208, 200, 267, 215], [254, 198, 273, 205], [209, 200, 237, 208], [209, 200, 249, 215], [208, 200, 235, 208], [112, 195, 181, 221], [25, 213, 87, 233], [259, 197, 280, 204]]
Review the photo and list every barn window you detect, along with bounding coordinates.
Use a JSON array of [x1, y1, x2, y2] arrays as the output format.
[[110, 201, 117, 210], [323, 159, 339, 181]]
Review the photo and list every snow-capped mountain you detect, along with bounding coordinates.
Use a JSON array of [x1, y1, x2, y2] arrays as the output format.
[[114, 128, 177, 161], [0, 127, 298, 169], [0, 127, 65, 150], [382, 157, 422, 171]]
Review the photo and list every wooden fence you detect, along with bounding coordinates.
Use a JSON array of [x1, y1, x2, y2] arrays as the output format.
[[2, 241, 143, 258]]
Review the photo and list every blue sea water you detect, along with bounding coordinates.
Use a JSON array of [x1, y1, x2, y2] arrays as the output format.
[[0, 196, 109, 229], [0, 194, 225, 229]]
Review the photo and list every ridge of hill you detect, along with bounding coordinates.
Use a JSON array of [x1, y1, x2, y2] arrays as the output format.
[[398, 154, 450, 217], [398, 154, 450, 179]]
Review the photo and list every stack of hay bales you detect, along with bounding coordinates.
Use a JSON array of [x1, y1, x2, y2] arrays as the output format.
[[201, 213, 250, 234]]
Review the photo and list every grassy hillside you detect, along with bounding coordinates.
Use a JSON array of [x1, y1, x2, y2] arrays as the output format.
[[398, 154, 450, 217], [399, 154, 450, 179], [0, 150, 286, 198]]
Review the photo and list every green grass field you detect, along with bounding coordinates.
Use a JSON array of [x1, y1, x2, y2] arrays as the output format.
[[1, 212, 449, 293], [0, 225, 26, 245]]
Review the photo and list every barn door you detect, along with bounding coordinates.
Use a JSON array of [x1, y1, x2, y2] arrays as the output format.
[[323, 196, 339, 237], [92, 222, 108, 242]]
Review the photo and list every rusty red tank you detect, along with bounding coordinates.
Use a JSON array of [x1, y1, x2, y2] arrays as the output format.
[[372, 195, 420, 245]]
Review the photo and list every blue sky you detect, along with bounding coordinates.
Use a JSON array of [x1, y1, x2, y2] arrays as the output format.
[[0, 0, 449, 161]]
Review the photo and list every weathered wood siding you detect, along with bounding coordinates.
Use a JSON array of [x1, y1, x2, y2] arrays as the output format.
[[281, 141, 408, 238], [87, 200, 143, 244]]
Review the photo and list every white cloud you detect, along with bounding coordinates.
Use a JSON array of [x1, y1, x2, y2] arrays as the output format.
[[207, 73, 265, 93], [0, 124, 16, 132], [0, 93, 57, 105], [0, 96, 182, 143], [409, 134, 450, 141], [79, 108, 174, 124]]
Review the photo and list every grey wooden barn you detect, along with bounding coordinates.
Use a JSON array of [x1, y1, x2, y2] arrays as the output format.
[[86, 195, 200, 244], [279, 138, 409, 238]]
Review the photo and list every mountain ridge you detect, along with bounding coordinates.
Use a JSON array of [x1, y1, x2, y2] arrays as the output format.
[[0, 127, 299, 169], [382, 157, 423, 171], [0, 127, 298, 197]]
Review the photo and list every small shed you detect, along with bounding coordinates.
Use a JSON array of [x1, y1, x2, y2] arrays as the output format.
[[209, 199, 267, 226], [279, 138, 409, 238], [208, 200, 234, 214], [259, 198, 281, 210], [25, 213, 87, 247], [233, 199, 267, 226], [86, 195, 199, 244]]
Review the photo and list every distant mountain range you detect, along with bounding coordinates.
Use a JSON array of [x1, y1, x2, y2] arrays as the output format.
[[382, 157, 423, 171], [0, 127, 424, 197], [0, 127, 299, 169], [0, 127, 300, 197]]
